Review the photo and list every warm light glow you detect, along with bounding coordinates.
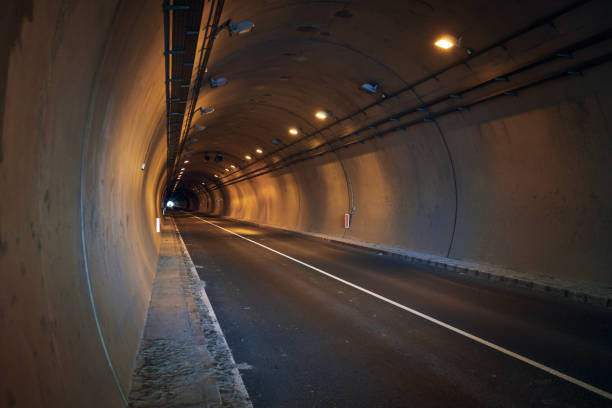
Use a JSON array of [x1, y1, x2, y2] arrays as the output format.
[[289, 127, 299, 135], [214, 174, 219, 178], [256, 148, 263, 154], [225, 168, 229, 172], [167, 201, 175, 208], [245, 155, 252, 160], [435, 36, 456, 49], [315, 111, 328, 120], [184, 160, 189, 163], [181, 168, 185, 171], [230, 164, 236, 169]]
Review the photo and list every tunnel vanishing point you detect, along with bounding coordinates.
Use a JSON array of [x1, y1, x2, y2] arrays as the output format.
[[1, 0, 612, 407]]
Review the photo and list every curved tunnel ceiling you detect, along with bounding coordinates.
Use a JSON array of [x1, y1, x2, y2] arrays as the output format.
[[173, 0, 606, 191]]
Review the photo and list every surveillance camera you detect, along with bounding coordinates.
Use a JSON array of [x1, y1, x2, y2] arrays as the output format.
[[210, 77, 228, 88], [360, 82, 379, 94], [199, 107, 215, 115], [230, 21, 254, 35]]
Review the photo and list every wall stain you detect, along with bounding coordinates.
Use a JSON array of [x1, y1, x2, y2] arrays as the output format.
[[0, 1, 34, 164], [5, 389, 16, 407], [43, 189, 50, 211]]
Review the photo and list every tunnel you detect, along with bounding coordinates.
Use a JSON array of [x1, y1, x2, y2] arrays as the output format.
[[1, 0, 612, 407]]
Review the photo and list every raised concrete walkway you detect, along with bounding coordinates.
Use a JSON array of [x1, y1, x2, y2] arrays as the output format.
[[128, 220, 251, 408]]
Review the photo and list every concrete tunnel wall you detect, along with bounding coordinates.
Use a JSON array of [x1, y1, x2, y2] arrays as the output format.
[[212, 63, 612, 286], [1, 1, 167, 407]]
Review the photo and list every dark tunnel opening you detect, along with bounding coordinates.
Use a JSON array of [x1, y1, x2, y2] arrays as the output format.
[[165, 188, 200, 212]]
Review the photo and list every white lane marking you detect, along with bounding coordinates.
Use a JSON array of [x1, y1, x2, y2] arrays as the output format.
[[192, 216, 612, 400], [236, 362, 254, 371]]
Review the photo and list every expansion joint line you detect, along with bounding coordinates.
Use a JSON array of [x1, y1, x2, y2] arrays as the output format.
[[410, 86, 459, 259], [79, 0, 128, 405]]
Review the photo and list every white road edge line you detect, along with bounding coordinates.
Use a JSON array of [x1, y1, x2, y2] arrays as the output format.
[[173, 219, 253, 408], [192, 215, 612, 400]]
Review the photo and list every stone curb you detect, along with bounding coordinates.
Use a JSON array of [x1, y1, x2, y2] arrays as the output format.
[[171, 219, 253, 408]]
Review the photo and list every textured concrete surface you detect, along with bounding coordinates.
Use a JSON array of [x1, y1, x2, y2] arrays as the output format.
[[1, 1, 167, 406], [128, 224, 221, 408]]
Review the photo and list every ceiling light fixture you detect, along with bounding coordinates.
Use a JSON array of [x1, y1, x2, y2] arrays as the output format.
[[289, 127, 299, 135], [230, 164, 236, 169], [255, 148, 263, 154], [434, 35, 456, 49], [245, 155, 252, 160], [315, 110, 329, 120], [214, 174, 219, 178], [435, 35, 472, 54], [184, 160, 189, 163], [181, 168, 185, 171]]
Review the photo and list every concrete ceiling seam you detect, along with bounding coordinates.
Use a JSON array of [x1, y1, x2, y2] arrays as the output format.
[[206, 37, 410, 85]]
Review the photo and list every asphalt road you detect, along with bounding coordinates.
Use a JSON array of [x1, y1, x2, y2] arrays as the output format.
[[174, 213, 612, 408]]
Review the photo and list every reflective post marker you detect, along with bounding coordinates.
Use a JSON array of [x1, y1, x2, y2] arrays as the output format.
[[344, 213, 350, 229], [156, 217, 161, 233]]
